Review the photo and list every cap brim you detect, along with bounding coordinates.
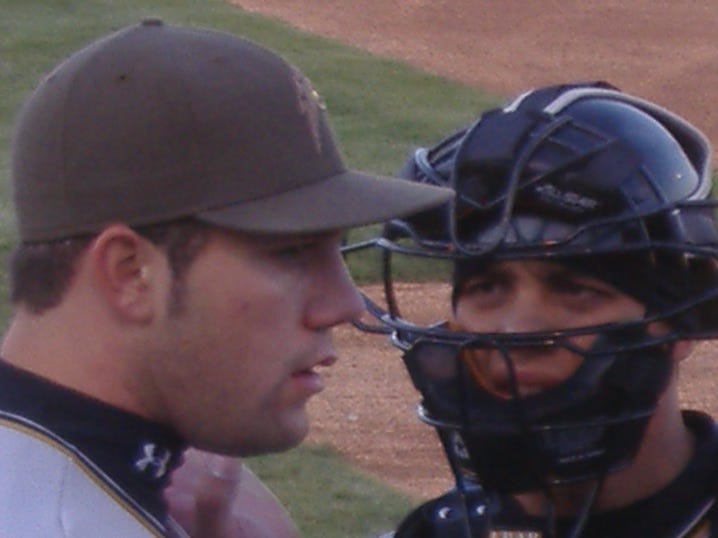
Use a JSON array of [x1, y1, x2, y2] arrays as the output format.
[[196, 170, 453, 234]]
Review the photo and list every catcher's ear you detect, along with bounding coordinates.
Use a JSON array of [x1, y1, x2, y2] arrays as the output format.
[[670, 339, 695, 363], [88, 224, 157, 323]]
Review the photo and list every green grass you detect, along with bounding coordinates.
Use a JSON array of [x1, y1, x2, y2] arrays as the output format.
[[247, 445, 416, 538], [0, 0, 498, 535]]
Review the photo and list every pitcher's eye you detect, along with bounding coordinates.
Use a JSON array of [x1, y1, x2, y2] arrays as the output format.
[[272, 241, 315, 262]]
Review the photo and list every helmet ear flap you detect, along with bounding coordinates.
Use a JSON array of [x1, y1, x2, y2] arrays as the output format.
[[386, 150, 433, 241], [386, 142, 459, 244]]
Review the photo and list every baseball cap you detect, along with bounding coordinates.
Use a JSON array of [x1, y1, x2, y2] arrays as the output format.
[[11, 19, 452, 242]]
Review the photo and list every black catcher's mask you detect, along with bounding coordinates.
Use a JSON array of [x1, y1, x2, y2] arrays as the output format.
[[346, 82, 718, 496]]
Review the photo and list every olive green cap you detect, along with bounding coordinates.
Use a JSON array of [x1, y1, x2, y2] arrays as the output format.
[[11, 19, 452, 242]]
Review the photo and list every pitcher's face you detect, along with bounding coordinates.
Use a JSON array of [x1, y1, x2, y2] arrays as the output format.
[[146, 228, 363, 455]]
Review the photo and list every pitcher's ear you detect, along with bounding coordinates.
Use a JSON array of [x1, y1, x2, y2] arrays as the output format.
[[88, 224, 157, 323]]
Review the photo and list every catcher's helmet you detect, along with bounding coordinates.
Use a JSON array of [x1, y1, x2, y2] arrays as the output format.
[[353, 82, 718, 494]]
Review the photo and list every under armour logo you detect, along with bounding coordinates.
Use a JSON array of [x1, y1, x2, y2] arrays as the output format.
[[134, 442, 171, 479]]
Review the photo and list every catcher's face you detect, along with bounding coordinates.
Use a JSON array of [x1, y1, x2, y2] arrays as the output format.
[[452, 259, 646, 398]]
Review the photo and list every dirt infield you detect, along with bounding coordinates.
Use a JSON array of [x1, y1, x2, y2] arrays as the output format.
[[228, 1, 718, 500]]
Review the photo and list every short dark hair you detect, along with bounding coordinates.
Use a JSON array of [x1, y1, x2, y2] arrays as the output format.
[[10, 219, 210, 314]]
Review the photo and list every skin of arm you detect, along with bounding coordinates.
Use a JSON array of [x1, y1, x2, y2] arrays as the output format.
[[165, 449, 300, 538]]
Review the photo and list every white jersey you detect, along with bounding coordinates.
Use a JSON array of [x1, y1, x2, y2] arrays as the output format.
[[0, 362, 188, 538], [0, 415, 189, 537]]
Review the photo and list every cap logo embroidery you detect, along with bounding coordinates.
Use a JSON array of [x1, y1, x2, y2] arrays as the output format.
[[293, 68, 325, 154]]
